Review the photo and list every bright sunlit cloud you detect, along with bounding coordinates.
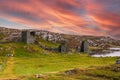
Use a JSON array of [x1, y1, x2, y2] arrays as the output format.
[[0, 0, 120, 39]]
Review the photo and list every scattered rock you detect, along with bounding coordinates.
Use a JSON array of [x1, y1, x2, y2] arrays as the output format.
[[113, 67, 120, 72], [116, 59, 120, 64], [58, 41, 69, 53], [64, 69, 79, 75], [113, 64, 120, 72], [7, 54, 14, 57], [0, 48, 3, 50], [35, 74, 46, 79]]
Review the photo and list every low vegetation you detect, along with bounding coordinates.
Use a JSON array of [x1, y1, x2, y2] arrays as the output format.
[[0, 42, 119, 80], [44, 64, 120, 80], [0, 33, 5, 42], [37, 37, 60, 48]]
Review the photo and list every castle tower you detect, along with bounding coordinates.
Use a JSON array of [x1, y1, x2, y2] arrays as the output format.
[[22, 30, 36, 44], [80, 40, 89, 53]]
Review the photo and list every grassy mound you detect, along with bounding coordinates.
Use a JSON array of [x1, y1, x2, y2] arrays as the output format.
[[37, 38, 60, 48]]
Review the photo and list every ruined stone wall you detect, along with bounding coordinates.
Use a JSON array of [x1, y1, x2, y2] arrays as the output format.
[[22, 30, 36, 44]]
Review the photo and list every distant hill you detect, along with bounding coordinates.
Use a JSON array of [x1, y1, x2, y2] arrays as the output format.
[[0, 27, 120, 48], [0, 27, 21, 42]]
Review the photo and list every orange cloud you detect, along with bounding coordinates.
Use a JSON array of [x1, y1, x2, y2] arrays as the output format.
[[0, 0, 120, 39]]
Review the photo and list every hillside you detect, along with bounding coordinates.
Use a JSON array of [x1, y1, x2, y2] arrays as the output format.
[[0, 27, 120, 80], [0, 27, 21, 42], [0, 27, 120, 49], [0, 42, 118, 80]]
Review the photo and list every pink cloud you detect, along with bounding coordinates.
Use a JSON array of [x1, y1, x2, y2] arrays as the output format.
[[0, 0, 120, 39]]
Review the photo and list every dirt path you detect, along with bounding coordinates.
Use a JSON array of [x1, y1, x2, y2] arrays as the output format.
[[0, 57, 19, 80]]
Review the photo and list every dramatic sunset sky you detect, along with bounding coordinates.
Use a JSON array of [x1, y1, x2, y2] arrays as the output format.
[[0, 0, 120, 39]]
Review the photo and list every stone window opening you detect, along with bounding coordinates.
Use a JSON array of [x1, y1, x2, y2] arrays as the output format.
[[30, 32, 35, 37]]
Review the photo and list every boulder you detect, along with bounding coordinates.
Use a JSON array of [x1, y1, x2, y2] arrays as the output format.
[[58, 41, 69, 53], [64, 69, 77, 75], [116, 59, 120, 64], [35, 74, 46, 79]]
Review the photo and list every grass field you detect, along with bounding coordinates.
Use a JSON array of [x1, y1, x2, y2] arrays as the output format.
[[0, 42, 119, 80]]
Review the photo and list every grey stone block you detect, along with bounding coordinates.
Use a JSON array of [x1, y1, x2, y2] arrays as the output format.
[[22, 30, 36, 44], [58, 41, 69, 53], [80, 40, 89, 53], [116, 59, 120, 64]]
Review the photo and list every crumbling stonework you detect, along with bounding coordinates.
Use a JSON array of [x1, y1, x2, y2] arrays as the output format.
[[58, 41, 69, 53], [22, 30, 36, 44], [80, 40, 89, 53], [0, 27, 21, 42], [116, 59, 120, 64]]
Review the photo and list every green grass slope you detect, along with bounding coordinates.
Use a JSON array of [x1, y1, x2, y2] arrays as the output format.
[[0, 42, 118, 80], [45, 64, 120, 80]]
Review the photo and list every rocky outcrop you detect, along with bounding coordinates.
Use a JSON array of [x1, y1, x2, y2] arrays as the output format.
[[0, 27, 120, 49], [0, 27, 21, 42], [116, 59, 120, 64]]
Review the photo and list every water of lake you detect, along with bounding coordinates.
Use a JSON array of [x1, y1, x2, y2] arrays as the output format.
[[92, 48, 120, 57]]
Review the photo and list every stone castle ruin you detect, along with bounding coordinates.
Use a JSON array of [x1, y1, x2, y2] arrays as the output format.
[[21, 30, 89, 53], [22, 30, 36, 44], [58, 41, 69, 53], [80, 40, 89, 53]]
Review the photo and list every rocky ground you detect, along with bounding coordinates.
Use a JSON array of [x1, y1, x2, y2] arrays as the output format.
[[0, 27, 120, 49], [0, 27, 120, 80], [0, 27, 21, 42]]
